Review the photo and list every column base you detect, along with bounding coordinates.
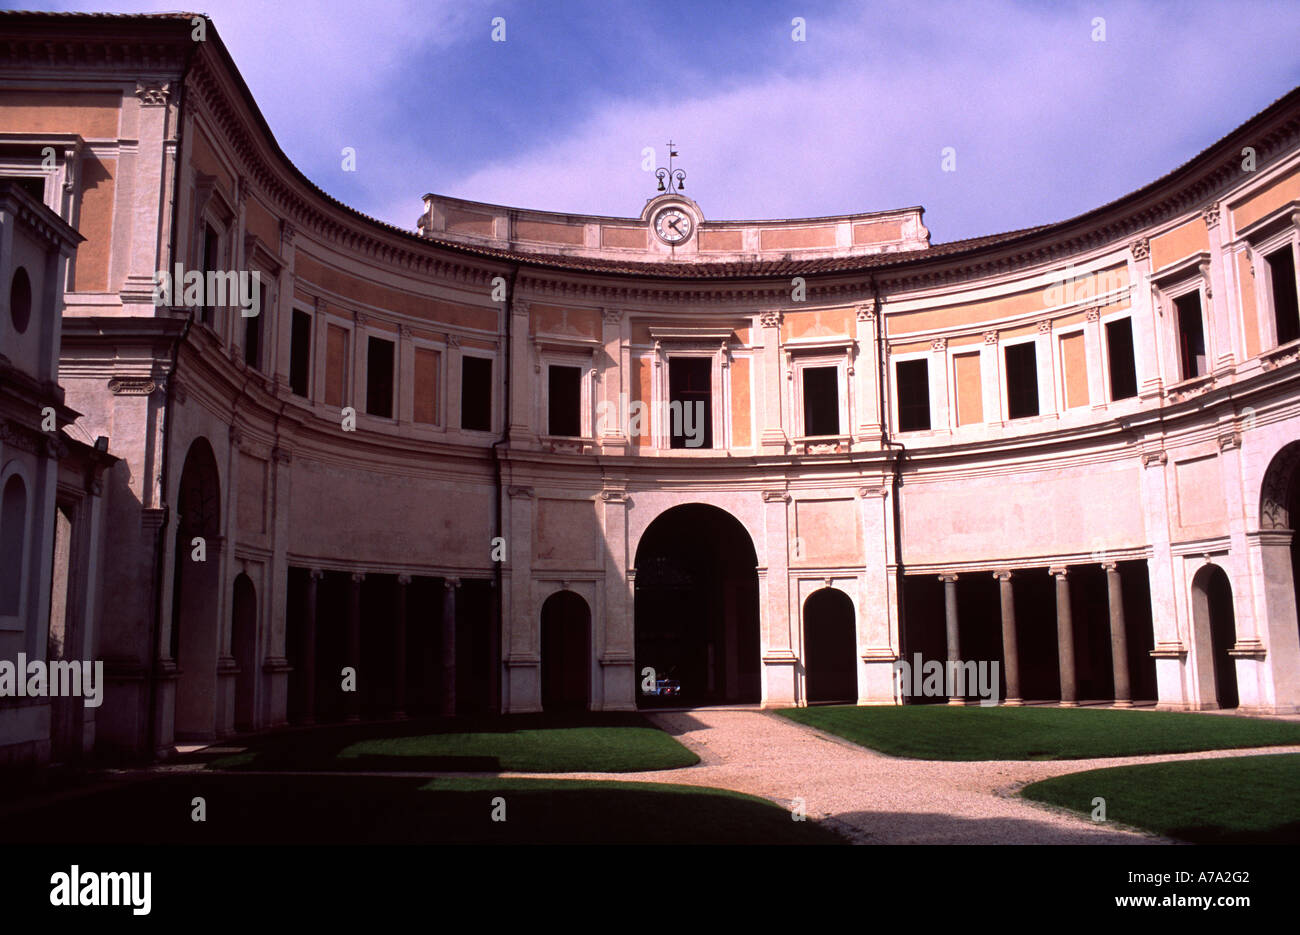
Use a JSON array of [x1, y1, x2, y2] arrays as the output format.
[[1058, 701, 1079, 708], [1111, 699, 1134, 709], [946, 697, 967, 706], [1002, 697, 1023, 707]]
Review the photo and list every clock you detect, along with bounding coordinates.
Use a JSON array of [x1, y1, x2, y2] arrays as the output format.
[[653, 206, 693, 245]]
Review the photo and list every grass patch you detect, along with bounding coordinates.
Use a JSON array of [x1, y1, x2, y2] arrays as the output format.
[[776, 705, 1300, 760], [205, 712, 699, 773], [1021, 753, 1300, 843], [0, 773, 844, 845]]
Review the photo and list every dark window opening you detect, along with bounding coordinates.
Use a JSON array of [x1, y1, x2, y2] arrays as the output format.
[[1005, 342, 1040, 419], [896, 359, 930, 431], [1266, 246, 1300, 346], [289, 309, 312, 397], [1, 175, 45, 202], [802, 366, 840, 436], [461, 355, 492, 432], [1175, 291, 1206, 379], [668, 357, 713, 449], [1105, 317, 1138, 401], [200, 223, 219, 325], [366, 336, 395, 418], [548, 365, 582, 437]]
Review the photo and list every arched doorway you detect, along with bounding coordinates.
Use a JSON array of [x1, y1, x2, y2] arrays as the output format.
[[540, 591, 590, 711], [803, 588, 857, 703], [1191, 565, 1238, 710], [1260, 440, 1300, 648], [172, 438, 222, 740], [634, 503, 760, 708], [231, 573, 257, 731]]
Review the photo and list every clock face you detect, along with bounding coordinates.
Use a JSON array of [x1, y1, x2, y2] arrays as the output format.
[[654, 207, 693, 244]]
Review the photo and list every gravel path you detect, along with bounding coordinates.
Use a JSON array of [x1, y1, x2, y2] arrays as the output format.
[[493, 708, 1300, 844]]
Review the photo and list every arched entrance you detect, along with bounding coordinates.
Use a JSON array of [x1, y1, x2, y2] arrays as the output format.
[[540, 590, 590, 711], [231, 573, 258, 731], [803, 588, 857, 703], [172, 438, 222, 740], [1191, 565, 1238, 710], [634, 503, 760, 708]]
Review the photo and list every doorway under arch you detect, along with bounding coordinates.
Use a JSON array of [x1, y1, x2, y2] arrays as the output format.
[[1191, 564, 1239, 710], [172, 437, 222, 740], [232, 573, 258, 731], [634, 503, 760, 708], [803, 588, 857, 703], [540, 590, 590, 711]]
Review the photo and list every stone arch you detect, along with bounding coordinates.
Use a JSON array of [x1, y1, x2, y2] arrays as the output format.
[[540, 589, 591, 711], [1260, 440, 1300, 531], [1190, 564, 1239, 710], [633, 503, 761, 707], [172, 437, 223, 740], [0, 467, 29, 618], [803, 587, 858, 703]]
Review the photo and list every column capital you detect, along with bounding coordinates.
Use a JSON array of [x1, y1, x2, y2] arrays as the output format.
[[938, 573, 959, 583], [1101, 559, 1120, 573], [351, 571, 366, 584], [397, 573, 413, 586], [444, 576, 461, 589], [309, 567, 326, 581], [1049, 565, 1069, 578], [992, 569, 1014, 581]]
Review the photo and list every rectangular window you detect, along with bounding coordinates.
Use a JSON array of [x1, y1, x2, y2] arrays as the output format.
[[896, 359, 930, 431], [200, 224, 220, 325], [802, 366, 840, 436], [366, 336, 395, 418], [1105, 317, 1138, 401], [413, 348, 440, 425], [1266, 246, 1300, 346], [243, 283, 265, 371], [1, 175, 45, 201], [667, 357, 713, 449], [324, 324, 348, 408], [289, 309, 312, 397], [1005, 342, 1040, 419], [461, 355, 492, 432], [547, 365, 582, 437], [1175, 292, 1206, 379]]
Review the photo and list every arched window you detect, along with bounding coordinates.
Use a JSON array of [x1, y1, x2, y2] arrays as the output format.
[[0, 473, 29, 615]]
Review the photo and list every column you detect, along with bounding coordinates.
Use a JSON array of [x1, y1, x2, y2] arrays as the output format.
[[1051, 567, 1077, 706], [345, 572, 363, 722], [300, 568, 322, 725], [759, 311, 787, 451], [392, 574, 410, 719], [441, 577, 460, 718], [1104, 562, 1132, 707], [993, 570, 1022, 705], [940, 573, 962, 705]]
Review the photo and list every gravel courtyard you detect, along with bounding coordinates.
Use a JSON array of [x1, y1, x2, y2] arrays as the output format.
[[494, 708, 1300, 844]]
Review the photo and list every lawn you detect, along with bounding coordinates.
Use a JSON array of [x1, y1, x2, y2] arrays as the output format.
[[0, 773, 845, 845], [776, 704, 1300, 760], [1021, 753, 1300, 843], [204, 712, 700, 773]]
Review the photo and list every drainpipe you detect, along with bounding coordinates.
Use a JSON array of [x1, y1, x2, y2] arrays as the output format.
[[490, 265, 519, 713], [145, 36, 197, 761], [872, 275, 909, 698]]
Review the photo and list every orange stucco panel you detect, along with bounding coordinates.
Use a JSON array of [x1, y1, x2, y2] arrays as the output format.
[[445, 206, 494, 237], [324, 324, 348, 407], [760, 226, 835, 250], [1238, 251, 1260, 359], [601, 226, 646, 249], [730, 356, 751, 447], [189, 125, 234, 196], [1060, 331, 1088, 409], [413, 347, 440, 425], [782, 307, 852, 342], [1150, 217, 1209, 271], [71, 156, 115, 292], [953, 351, 982, 426], [1233, 167, 1300, 231], [632, 354, 651, 445], [0, 90, 120, 137], [852, 219, 904, 244], [515, 219, 584, 245], [699, 229, 742, 251], [244, 197, 280, 250]]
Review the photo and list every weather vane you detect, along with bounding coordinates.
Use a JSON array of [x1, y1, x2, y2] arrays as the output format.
[[655, 141, 686, 194]]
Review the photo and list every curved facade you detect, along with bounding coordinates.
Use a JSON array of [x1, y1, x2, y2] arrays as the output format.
[[2, 13, 1299, 760]]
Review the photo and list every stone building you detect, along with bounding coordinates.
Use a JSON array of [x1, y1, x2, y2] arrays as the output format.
[[1, 12, 1298, 762]]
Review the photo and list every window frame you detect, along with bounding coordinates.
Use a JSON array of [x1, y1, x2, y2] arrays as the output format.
[[1002, 337, 1041, 420], [892, 353, 932, 433]]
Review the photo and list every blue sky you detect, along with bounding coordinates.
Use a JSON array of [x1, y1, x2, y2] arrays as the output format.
[[18, 0, 1300, 242]]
